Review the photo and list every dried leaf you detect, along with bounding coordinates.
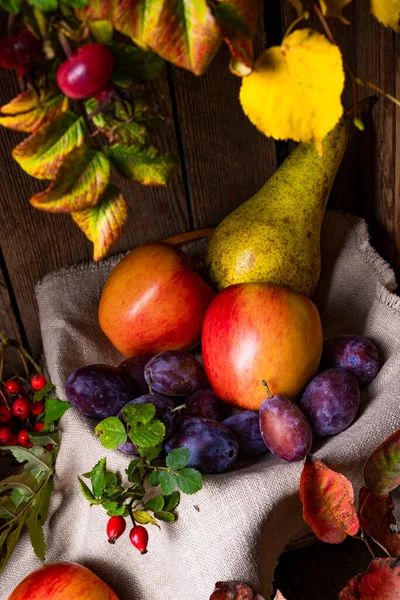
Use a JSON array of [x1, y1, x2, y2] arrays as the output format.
[[240, 29, 345, 155], [319, 0, 352, 23], [30, 146, 110, 213], [210, 581, 266, 599], [211, 0, 260, 67], [370, 0, 400, 33], [112, 0, 222, 75], [72, 184, 128, 260], [300, 459, 359, 544], [0, 86, 68, 133], [105, 144, 178, 185], [339, 557, 400, 599], [364, 430, 400, 496], [12, 112, 86, 180], [359, 487, 400, 557]]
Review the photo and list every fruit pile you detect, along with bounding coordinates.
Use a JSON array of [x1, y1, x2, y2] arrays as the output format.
[[0, 374, 50, 448]]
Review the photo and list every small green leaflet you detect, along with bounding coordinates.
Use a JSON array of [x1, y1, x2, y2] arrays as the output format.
[[163, 492, 180, 512], [90, 458, 107, 498], [154, 510, 175, 522], [26, 477, 54, 561], [0, 0, 21, 12], [176, 468, 202, 495], [102, 501, 125, 517], [126, 459, 146, 484], [78, 477, 101, 505], [44, 398, 71, 428], [132, 510, 156, 525], [95, 417, 127, 449], [144, 495, 164, 512], [129, 420, 165, 448], [158, 471, 177, 495], [33, 383, 55, 403], [123, 403, 155, 425], [28, 0, 58, 10], [149, 470, 160, 487], [166, 448, 190, 471], [138, 443, 162, 463]]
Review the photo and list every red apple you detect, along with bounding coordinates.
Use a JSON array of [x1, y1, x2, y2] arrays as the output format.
[[99, 243, 215, 356], [8, 562, 119, 600], [202, 283, 323, 410]]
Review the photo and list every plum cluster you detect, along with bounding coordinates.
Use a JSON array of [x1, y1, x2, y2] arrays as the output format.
[[65, 335, 381, 470]]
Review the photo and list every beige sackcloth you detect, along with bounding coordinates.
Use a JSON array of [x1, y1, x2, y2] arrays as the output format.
[[2, 212, 400, 600]]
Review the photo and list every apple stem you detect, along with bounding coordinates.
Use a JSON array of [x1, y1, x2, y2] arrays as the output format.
[[262, 380, 273, 399]]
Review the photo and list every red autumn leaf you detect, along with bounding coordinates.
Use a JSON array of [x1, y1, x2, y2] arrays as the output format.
[[112, 0, 222, 75], [359, 487, 400, 557], [210, 581, 266, 599], [210, 0, 260, 67], [0, 86, 68, 133], [364, 429, 400, 496], [300, 459, 360, 544], [339, 558, 400, 599]]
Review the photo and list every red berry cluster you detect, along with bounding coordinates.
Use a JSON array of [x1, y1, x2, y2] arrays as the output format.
[[0, 29, 43, 78], [0, 375, 51, 450], [107, 516, 149, 554]]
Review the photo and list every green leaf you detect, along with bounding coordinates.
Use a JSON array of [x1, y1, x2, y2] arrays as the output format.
[[144, 495, 164, 512], [112, 0, 222, 75], [13, 112, 86, 180], [28, 0, 58, 10], [105, 144, 178, 185], [30, 146, 110, 213], [33, 383, 55, 403], [44, 398, 71, 427], [105, 471, 119, 489], [71, 184, 128, 261], [123, 403, 156, 426], [102, 500, 125, 516], [364, 430, 400, 495], [90, 458, 107, 499], [29, 432, 59, 447], [154, 510, 175, 522], [0, 472, 38, 495], [0, 512, 29, 576], [138, 443, 162, 464], [108, 42, 164, 84], [78, 476, 101, 505], [88, 20, 114, 43], [129, 419, 165, 448], [149, 470, 160, 487], [176, 468, 202, 495], [158, 471, 176, 495], [5, 446, 52, 476], [163, 491, 180, 512], [166, 448, 190, 471], [126, 459, 145, 484], [64, 0, 88, 6], [211, 0, 260, 67], [132, 510, 156, 525], [0, 86, 68, 132], [0, 0, 21, 12], [94, 417, 127, 450], [26, 476, 54, 561], [0, 497, 16, 519], [9, 487, 33, 509], [128, 484, 145, 500]]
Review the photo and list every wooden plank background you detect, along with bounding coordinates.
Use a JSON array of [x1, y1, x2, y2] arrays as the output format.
[[0, 1, 398, 597]]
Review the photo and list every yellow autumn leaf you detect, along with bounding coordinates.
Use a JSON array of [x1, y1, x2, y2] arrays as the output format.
[[371, 0, 400, 32], [320, 0, 352, 23], [239, 28, 345, 155]]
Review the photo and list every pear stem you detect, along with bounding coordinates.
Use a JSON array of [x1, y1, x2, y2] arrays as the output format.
[[262, 380, 273, 399]]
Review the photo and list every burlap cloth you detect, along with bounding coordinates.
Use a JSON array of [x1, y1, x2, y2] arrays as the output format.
[[2, 212, 400, 600]]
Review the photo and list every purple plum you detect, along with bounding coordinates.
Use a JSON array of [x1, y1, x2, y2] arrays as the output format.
[[322, 335, 380, 385], [223, 410, 268, 459]]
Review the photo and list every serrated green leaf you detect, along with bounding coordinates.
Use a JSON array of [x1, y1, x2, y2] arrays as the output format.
[[90, 457, 107, 499], [105, 471, 119, 488], [0, 86, 68, 133], [105, 144, 178, 185], [123, 403, 155, 426], [26, 476, 54, 561], [112, 0, 222, 75], [127, 484, 145, 500], [71, 184, 128, 261], [211, 0, 259, 67], [132, 510, 156, 525], [166, 448, 190, 471], [88, 20, 114, 43], [4, 446, 52, 475], [13, 112, 86, 180], [78, 476, 101, 504], [29, 432, 58, 447], [30, 146, 110, 213], [158, 470, 176, 495], [154, 510, 175, 522], [126, 459, 145, 484], [0, 473, 38, 495], [129, 419, 165, 448], [0, 497, 16, 519], [28, 0, 58, 10], [43, 398, 71, 427], [138, 443, 162, 464], [9, 487, 32, 509], [163, 491, 180, 512], [144, 495, 164, 512], [0, 0, 21, 13], [149, 470, 160, 487], [102, 500, 125, 516], [33, 383, 55, 403], [0, 512, 28, 576], [108, 42, 164, 84], [95, 417, 127, 450], [176, 468, 202, 495]]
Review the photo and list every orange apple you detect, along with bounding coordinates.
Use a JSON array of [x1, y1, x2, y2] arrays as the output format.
[[202, 283, 322, 410], [8, 562, 119, 600], [99, 243, 215, 357]]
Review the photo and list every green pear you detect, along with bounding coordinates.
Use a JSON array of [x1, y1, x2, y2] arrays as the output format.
[[205, 120, 349, 297]]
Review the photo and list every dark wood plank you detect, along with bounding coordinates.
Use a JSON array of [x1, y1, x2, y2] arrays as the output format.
[[0, 250, 21, 342], [169, 12, 277, 229], [0, 68, 190, 358]]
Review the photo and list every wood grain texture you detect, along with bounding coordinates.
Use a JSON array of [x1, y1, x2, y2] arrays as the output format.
[[170, 6, 277, 229], [0, 68, 189, 358], [0, 250, 21, 342]]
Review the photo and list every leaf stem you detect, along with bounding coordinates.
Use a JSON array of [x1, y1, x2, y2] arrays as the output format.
[[284, 10, 310, 39], [360, 530, 377, 560]]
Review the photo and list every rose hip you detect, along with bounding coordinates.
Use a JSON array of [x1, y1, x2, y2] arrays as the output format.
[[107, 516, 126, 544]]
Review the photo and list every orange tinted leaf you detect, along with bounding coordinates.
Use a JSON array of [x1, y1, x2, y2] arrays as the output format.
[[210, 581, 265, 599], [105, 144, 178, 185], [359, 487, 400, 557], [112, 0, 222, 75], [300, 460, 359, 544], [364, 430, 400, 496], [30, 146, 110, 213], [75, 0, 113, 20], [212, 0, 260, 67], [72, 185, 128, 261], [0, 86, 68, 133], [12, 112, 86, 180], [339, 558, 400, 599]]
